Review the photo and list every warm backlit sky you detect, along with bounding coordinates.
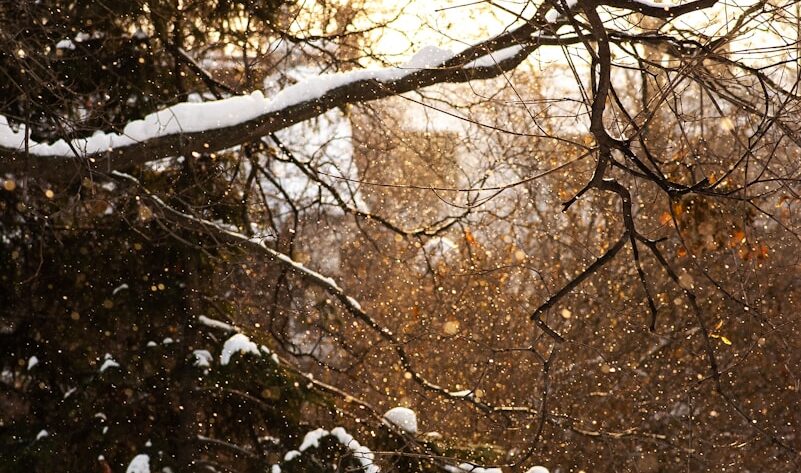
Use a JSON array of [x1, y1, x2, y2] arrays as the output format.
[[356, 0, 794, 70]]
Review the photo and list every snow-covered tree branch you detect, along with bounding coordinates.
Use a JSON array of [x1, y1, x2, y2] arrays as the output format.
[[4, 1, 801, 472]]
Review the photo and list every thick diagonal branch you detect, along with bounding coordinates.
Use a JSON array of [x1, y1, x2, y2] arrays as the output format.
[[1, 26, 553, 180]]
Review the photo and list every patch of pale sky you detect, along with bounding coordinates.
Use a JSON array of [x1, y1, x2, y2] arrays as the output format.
[[220, 0, 795, 71], [359, 0, 540, 59], [166, 0, 800, 134], [368, 0, 795, 68]]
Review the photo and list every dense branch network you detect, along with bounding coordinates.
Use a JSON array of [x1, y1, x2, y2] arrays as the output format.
[[0, 0, 734, 181], [4, 0, 801, 470]]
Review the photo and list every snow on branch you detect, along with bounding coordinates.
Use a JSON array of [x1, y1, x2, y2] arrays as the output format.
[[0, 25, 551, 180], [220, 333, 261, 365], [281, 426, 379, 473], [0, 46, 450, 158]]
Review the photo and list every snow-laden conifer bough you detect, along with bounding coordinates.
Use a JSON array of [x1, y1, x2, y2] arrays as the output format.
[[280, 426, 380, 473], [0, 0, 718, 181], [219, 333, 260, 365]]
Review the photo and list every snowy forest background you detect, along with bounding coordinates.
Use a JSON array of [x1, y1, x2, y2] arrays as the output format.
[[2, 0, 801, 472]]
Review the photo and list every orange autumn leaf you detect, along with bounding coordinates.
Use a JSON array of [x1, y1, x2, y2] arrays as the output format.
[[710, 333, 732, 345], [464, 228, 478, 246], [730, 230, 746, 248], [775, 195, 791, 208]]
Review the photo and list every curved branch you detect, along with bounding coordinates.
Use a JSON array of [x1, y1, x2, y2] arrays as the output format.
[[0, 26, 560, 180], [531, 232, 629, 342], [111, 171, 539, 418]]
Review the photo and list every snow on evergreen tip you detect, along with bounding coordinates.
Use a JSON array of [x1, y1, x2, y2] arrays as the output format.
[[198, 314, 236, 332], [125, 454, 150, 473], [99, 353, 120, 373], [446, 463, 549, 473], [445, 463, 502, 473], [220, 333, 260, 365], [525, 467, 549, 473], [193, 350, 213, 368], [284, 426, 378, 473], [382, 406, 418, 434]]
